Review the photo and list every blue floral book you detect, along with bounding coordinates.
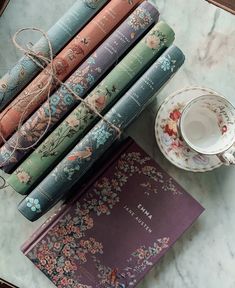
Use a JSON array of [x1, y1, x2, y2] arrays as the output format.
[[22, 139, 204, 288]]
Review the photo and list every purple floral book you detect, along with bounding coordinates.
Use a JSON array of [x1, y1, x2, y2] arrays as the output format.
[[22, 138, 204, 288]]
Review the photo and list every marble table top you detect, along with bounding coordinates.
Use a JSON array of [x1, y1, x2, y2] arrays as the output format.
[[0, 0, 235, 287]]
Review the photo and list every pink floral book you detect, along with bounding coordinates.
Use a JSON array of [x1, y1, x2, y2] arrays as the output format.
[[22, 138, 204, 288]]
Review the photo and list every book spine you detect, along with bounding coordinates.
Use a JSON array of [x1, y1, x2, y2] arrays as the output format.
[[0, 0, 108, 110], [0, 0, 144, 145], [18, 45, 185, 221], [7, 21, 172, 195], [21, 138, 133, 254], [0, 1, 158, 173]]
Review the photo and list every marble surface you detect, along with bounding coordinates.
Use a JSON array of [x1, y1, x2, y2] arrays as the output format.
[[0, 0, 235, 287]]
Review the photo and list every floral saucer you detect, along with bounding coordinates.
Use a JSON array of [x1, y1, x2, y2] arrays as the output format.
[[155, 87, 222, 172]]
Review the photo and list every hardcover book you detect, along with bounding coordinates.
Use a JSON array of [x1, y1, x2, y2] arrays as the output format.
[[207, 0, 235, 14], [22, 139, 204, 288], [0, 0, 9, 16]]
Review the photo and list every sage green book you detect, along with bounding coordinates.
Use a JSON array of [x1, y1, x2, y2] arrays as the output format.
[[7, 21, 175, 195]]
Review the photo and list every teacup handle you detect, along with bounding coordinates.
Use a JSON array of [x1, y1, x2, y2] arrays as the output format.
[[217, 146, 235, 165]]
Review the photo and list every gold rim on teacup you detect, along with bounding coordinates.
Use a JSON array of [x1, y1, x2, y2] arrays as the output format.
[[179, 94, 235, 165]]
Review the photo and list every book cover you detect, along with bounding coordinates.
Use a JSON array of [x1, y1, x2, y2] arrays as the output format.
[[7, 20, 174, 195], [0, 0, 108, 110], [0, 278, 18, 288], [1, 1, 159, 173], [22, 139, 204, 288], [0, 0, 9, 16], [18, 45, 185, 221], [207, 0, 235, 14]]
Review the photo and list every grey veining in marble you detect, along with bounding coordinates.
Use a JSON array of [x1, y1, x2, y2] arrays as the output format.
[[0, 0, 235, 287]]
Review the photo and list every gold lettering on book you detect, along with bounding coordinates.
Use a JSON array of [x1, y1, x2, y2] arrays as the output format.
[[137, 204, 152, 220], [123, 204, 152, 234]]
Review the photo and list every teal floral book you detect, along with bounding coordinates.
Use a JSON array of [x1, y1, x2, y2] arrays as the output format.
[[22, 139, 204, 288]]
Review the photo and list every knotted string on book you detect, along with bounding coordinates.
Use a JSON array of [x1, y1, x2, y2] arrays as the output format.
[[0, 28, 121, 159]]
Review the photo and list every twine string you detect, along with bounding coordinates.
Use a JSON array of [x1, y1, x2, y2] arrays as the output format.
[[0, 28, 121, 166]]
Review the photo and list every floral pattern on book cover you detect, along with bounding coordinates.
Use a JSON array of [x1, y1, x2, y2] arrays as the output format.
[[27, 151, 184, 287]]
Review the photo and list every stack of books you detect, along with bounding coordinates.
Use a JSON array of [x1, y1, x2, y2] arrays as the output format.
[[0, 1, 204, 286]]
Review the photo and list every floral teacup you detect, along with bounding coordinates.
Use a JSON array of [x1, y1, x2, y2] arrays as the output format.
[[179, 95, 235, 165]]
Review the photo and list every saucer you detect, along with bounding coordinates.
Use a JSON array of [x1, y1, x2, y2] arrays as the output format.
[[155, 87, 222, 172]]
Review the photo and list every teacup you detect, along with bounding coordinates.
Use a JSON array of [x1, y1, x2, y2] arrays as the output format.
[[179, 94, 235, 165]]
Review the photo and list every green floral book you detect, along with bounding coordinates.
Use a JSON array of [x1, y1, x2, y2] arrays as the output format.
[[7, 21, 175, 195], [0, 278, 18, 288]]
